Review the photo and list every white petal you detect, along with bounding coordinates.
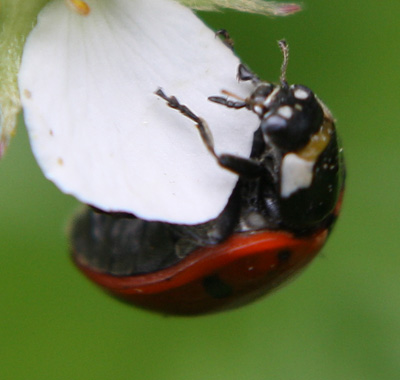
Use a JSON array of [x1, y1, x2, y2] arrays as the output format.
[[19, 0, 259, 224]]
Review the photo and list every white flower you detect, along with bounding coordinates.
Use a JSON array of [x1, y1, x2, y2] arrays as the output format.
[[1, 0, 300, 224]]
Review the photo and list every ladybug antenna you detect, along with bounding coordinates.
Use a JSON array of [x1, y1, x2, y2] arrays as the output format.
[[278, 39, 289, 89]]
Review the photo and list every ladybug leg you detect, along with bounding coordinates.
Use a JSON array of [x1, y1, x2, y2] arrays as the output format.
[[209, 89, 249, 110], [237, 64, 260, 83], [155, 88, 215, 156], [208, 95, 247, 109], [235, 40, 288, 84], [218, 154, 266, 178], [155, 88, 266, 178], [215, 31, 260, 84], [215, 29, 235, 50]]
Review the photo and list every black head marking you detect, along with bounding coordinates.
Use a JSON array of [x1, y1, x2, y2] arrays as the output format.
[[260, 85, 324, 152]]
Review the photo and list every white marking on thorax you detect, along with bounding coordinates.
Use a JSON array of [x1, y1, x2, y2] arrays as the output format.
[[281, 153, 315, 198]]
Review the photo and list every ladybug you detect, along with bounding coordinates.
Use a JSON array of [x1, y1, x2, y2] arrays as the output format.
[[71, 40, 345, 315]]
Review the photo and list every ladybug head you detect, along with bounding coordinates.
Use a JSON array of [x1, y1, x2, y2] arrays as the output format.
[[259, 84, 324, 152], [247, 40, 324, 153]]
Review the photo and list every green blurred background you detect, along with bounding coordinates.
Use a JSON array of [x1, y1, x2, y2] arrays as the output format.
[[1, 0, 399, 379]]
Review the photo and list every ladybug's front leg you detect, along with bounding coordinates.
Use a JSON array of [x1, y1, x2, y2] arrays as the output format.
[[155, 89, 266, 179]]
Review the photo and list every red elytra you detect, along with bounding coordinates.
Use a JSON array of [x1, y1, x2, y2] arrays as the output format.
[[74, 228, 328, 315]]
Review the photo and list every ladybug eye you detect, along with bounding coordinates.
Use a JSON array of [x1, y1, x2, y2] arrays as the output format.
[[260, 112, 297, 151], [261, 114, 288, 135]]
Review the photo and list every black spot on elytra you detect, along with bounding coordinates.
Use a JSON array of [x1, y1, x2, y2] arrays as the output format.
[[277, 249, 292, 263], [203, 275, 233, 299]]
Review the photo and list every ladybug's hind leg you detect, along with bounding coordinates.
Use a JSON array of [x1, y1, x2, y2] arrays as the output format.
[[155, 89, 265, 179]]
